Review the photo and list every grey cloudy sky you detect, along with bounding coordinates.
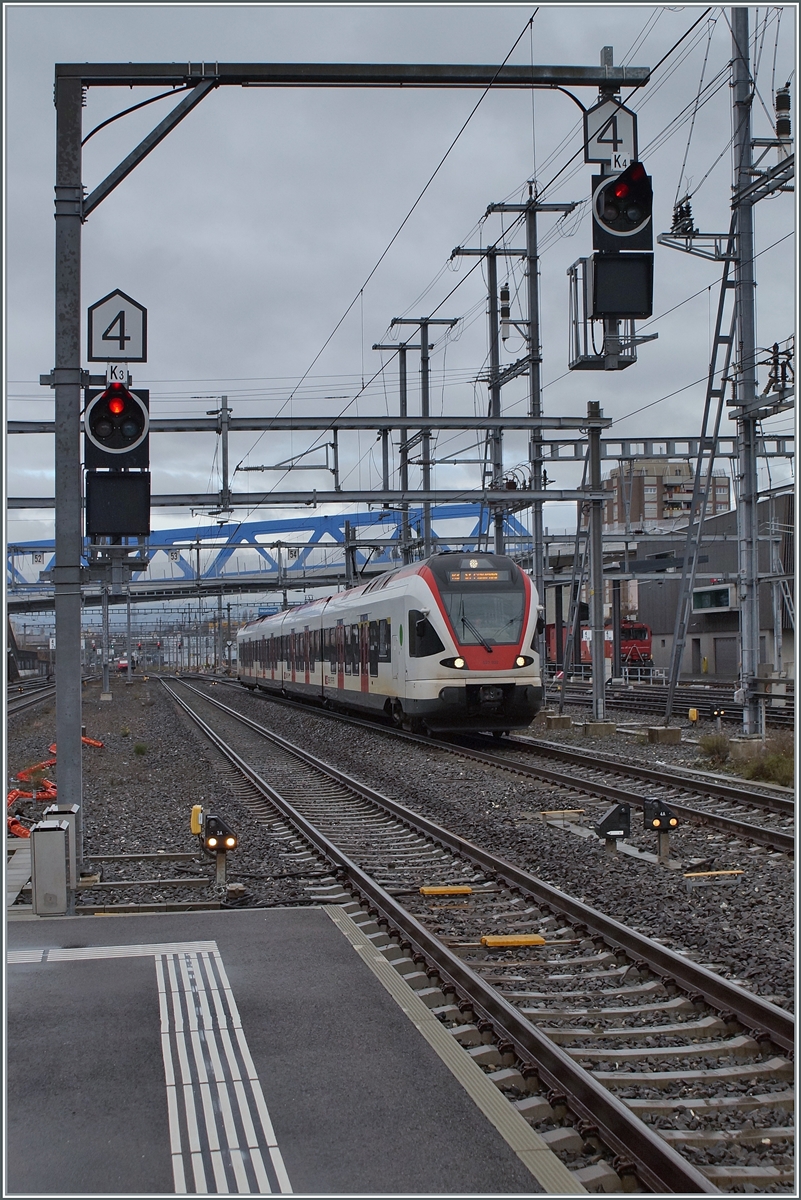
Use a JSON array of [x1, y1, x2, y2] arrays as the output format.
[[4, 3, 797, 559]]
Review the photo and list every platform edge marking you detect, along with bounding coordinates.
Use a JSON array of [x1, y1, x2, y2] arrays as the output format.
[[212, 953, 292, 1194], [324, 905, 585, 1196], [155, 954, 187, 1193]]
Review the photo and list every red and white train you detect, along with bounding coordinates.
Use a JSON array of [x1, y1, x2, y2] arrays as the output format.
[[237, 552, 544, 732]]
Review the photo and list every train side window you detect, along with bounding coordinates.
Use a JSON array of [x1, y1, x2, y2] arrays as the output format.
[[408, 609, 445, 658], [327, 628, 336, 672], [285, 635, 291, 671], [351, 624, 360, 674], [377, 617, 391, 663], [369, 620, 379, 676], [344, 625, 352, 674]]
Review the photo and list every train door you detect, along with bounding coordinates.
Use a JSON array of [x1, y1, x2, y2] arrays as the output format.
[[391, 608, 401, 683], [336, 621, 344, 690], [304, 627, 310, 686], [290, 631, 296, 684], [360, 617, 369, 693]]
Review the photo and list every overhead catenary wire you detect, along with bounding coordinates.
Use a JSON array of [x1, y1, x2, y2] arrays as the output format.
[[674, 13, 718, 205], [233, 9, 541, 480]]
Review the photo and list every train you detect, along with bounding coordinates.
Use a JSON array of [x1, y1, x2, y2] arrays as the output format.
[[237, 551, 544, 732], [546, 619, 653, 666]]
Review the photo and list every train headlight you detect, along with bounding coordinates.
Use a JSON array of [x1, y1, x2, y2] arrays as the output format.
[[454, 657, 465, 669], [514, 655, 534, 668], [440, 657, 467, 669]]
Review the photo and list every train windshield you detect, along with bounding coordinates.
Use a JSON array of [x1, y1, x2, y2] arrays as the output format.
[[429, 554, 526, 647], [443, 591, 525, 646]]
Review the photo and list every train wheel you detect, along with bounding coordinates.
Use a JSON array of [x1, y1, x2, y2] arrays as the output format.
[[492, 730, 509, 739], [391, 700, 404, 729]]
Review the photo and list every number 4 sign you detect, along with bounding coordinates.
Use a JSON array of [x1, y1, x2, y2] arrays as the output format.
[[88, 289, 147, 362], [584, 98, 638, 170]]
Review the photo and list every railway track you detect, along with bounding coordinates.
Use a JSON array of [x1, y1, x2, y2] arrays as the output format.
[[188, 675, 794, 855], [462, 733, 795, 856], [545, 682, 794, 729], [164, 677, 795, 1195], [7, 681, 56, 718]]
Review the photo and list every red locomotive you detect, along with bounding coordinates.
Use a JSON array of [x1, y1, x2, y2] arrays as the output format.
[[546, 620, 652, 666]]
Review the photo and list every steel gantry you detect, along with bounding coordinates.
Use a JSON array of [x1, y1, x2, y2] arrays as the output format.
[[46, 56, 651, 854]]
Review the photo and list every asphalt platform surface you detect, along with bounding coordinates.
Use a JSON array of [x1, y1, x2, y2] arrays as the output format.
[[7, 906, 544, 1195]]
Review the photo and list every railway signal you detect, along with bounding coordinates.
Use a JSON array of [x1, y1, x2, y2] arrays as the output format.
[[203, 815, 238, 853], [84, 383, 151, 538], [84, 383, 149, 468], [192, 806, 238, 887], [592, 162, 653, 252], [594, 802, 631, 854], [643, 799, 678, 864]]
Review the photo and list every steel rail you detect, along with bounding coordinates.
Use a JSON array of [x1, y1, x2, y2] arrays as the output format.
[[191, 675, 794, 852], [496, 734, 795, 815], [175, 679, 794, 1052], [425, 739, 795, 854], [163, 679, 719, 1194], [7, 686, 57, 717]]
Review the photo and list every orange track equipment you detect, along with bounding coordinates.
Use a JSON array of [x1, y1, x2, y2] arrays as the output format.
[[7, 788, 33, 806], [8, 738, 103, 834], [48, 737, 105, 752], [16, 758, 57, 782]]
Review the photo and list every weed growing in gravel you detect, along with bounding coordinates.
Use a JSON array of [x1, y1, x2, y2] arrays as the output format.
[[698, 733, 730, 763], [121, 727, 130, 737], [738, 732, 794, 788], [134, 743, 147, 756]]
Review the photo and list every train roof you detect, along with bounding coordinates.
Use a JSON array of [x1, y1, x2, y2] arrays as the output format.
[[237, 552, 528, 633]]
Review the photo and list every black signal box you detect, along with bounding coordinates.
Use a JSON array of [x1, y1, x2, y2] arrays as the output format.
[[643, 799, 678, 830], [594, 803, 631, 840], [85, 470, 151, 537], [591, 253, 654, 319]]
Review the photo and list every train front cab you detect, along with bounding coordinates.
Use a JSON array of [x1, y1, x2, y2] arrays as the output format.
[[401, 554, 544, 732]]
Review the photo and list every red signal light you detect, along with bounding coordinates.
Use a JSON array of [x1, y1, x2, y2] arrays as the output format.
[[614, 182, 629, 199], [109, 397, 125, 414]]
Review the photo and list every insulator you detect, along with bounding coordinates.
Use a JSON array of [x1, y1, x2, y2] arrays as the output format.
[[671, 199, 698, 237], [500, 283, 511, 340], [776, 86, 792, 139]]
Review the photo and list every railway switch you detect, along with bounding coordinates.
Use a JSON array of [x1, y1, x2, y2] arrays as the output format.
[[594, 803, 631, 854]]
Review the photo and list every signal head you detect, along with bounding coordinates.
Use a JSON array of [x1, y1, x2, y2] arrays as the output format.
[[592, 162, 653, 251], [85, 384, 149, 456], [203, 814, 238, 853]]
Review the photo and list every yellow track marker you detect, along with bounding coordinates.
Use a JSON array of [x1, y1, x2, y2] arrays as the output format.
[[420, 885, 473, 895], [480, 934, 546, 948], [683, 869, 744, 878]]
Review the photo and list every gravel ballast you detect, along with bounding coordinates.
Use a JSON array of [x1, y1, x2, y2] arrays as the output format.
[[6, 674, 794, 1012]]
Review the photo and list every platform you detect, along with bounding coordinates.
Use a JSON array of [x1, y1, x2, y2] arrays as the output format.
[[6, 905, 575, 1195]]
